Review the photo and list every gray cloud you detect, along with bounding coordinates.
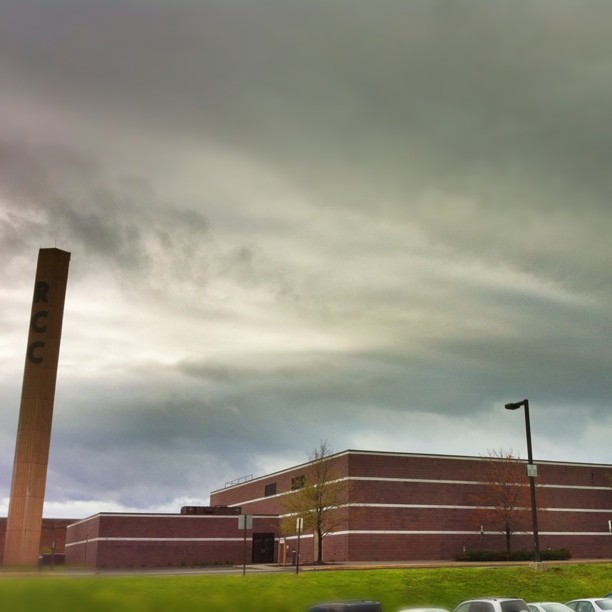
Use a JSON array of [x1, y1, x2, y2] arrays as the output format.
[[2, 0, 612, 517]]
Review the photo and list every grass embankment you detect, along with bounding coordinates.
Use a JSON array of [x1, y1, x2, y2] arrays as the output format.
[[0, 563, 610, 612]]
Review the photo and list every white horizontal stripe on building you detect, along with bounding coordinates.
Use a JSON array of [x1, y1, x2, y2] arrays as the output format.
[[544, 507, 611, 513], [349, 503, 612, 513], [350, 503, 473, 509], [65, 536, 249, 547], [324, 530, 612, 537]]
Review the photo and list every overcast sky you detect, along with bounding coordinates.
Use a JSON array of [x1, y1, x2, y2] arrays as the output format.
[[1, 0, 612, 519]]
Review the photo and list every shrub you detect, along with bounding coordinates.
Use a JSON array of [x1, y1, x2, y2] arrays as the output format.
[[540, 548, 571, 561]]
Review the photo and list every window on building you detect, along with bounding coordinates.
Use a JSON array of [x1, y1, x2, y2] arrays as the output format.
[[291, 475, 305, 490], [264, 482, 277, 497]]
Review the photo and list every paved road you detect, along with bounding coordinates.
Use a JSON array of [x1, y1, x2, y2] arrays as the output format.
[[1, 563, 298, 577]]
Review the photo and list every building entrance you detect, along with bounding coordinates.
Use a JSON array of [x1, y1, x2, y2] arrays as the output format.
[[252, 532, 275, 563]]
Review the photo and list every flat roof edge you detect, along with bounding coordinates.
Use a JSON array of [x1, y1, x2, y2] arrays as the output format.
[[211, 449, 612, 494]]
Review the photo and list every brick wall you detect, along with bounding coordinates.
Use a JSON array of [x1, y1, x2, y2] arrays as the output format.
[[65, 513, 280, 569]]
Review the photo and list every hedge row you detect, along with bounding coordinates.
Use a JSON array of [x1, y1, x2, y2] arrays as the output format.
[[454, 548, 572, 562]]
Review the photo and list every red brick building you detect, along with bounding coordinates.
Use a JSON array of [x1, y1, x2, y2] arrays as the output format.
[[64, 508, 279, 569], [18, 450, 612, 569], [210, 450, 612, 563]]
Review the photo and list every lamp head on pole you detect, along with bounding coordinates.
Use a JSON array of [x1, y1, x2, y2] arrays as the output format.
[[505, 400, 528, 410]]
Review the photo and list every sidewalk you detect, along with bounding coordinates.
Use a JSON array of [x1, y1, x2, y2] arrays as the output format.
[[2, 558, 610, 577]]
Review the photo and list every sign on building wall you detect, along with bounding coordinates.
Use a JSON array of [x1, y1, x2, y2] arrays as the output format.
[[238, 514, 253, 530]]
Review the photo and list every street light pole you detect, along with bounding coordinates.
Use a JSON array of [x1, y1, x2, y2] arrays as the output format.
[[504, 399, 541, 562]]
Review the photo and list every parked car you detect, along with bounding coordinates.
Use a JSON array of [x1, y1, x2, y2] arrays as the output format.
[[566, 600, 612, 612], [454, 598, 530, 612], [529, 603, 575, 612]]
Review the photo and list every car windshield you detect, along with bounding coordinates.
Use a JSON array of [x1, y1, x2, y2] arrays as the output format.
[[596, 602, 612, 611], [501, 601, 529, 612]]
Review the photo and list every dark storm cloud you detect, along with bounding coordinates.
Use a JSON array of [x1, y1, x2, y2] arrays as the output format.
[[3, 0, 612, 234], [0, 140, 214, 295]]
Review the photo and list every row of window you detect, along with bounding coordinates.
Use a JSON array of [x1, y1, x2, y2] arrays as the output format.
[[264, 475, 305, 497]]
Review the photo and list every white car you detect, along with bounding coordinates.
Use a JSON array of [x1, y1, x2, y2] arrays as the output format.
[[454, 598, 530, 612], [566, 600, 612, 612], [529, 603, 575, 612]]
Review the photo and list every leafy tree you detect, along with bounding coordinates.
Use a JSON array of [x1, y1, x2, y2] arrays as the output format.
[[281, 440, 349, 564], [472, 448, 533, 553]]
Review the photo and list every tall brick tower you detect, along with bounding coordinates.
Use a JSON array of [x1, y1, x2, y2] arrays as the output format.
[[3, 248, 71, 566]]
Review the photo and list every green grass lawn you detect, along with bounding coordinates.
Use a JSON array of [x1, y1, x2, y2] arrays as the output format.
[[0, 564, 610, 612]]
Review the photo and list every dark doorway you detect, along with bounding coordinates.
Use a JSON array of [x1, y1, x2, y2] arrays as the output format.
[[252, 532, 275, 563]]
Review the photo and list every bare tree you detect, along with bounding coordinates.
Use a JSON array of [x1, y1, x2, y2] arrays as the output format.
[[281, 441, 349, 564], [473, 448, 533, 553]]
